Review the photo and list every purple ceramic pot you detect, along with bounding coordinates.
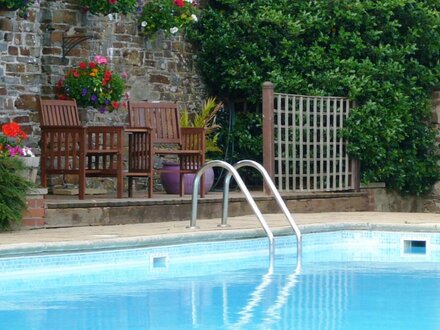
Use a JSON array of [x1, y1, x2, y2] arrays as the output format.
[[160, 163, 215, 195]]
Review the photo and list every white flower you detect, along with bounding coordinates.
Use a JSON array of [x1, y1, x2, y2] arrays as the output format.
[[141, 21, 148, 27], [22, 147, 34, 157], [170, 27, 179, 34], [190, 14, 198, 22]]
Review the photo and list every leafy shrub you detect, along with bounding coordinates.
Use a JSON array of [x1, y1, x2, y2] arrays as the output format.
[[0, 0, 35, 17], [80, 0, 139, 16], [217, 109, 263, 186], [189, 0, 440, 195], [0, 157, 32, 230]]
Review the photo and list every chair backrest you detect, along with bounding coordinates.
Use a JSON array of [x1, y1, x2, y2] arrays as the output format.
[[39, 99, 82, 127], [129, 101, 181, 144]]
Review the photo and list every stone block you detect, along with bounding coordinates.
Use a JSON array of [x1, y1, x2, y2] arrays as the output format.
[[15, 94, 38, 110], [0, 18, 12, 31], [6, 63, 25, 73]]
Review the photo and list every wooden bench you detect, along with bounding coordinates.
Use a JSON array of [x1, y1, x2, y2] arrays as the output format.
[[126, 101, 206, 197], [39, 99, 124, 199]]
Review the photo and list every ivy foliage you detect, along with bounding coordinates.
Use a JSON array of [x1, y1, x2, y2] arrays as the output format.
[[0, 157, 32, 230], [189, 0, 440, 194]]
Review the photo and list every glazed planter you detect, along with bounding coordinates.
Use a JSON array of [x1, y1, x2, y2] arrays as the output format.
[[160, 162, 214, 195]]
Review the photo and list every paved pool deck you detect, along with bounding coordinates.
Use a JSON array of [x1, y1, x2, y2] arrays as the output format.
[[1, 212, 440, 256]]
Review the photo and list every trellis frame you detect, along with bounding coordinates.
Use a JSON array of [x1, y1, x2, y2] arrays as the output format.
[[262, 82, 360, 193]]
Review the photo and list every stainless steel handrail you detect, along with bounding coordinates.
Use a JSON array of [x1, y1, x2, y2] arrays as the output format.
[[222, 160, 302, 262], [188, 160, 275, 255]]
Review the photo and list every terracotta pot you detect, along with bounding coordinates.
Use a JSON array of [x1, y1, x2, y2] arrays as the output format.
[[160, 162, 214, 195]]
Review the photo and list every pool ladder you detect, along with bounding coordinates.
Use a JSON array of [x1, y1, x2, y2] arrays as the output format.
[[188, 160, 302, 262]]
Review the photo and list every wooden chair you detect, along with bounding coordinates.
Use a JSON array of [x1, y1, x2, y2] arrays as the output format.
[[126, 101, 206, 197], [39, 99, 124, 200]]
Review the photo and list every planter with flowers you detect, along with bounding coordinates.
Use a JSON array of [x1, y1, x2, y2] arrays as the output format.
[[56, 55, 128, 123], [0, 121, 38, 182], [138, 0, 200, 38], [0, 0, 35, 16], [160, 98, 223, 194], [0, 122, 35, 230], [80, 0, 139, 16]]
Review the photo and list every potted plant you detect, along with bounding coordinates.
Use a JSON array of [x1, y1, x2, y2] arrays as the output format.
[[79, 0, 139, 16], [56, 55, 127, 113], [160, 97, 223, 194], [0, 121, 39, 183], [138, 0, 199, 38]]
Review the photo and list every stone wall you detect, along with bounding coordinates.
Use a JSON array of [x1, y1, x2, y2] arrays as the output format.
[[0, 0, 206, 154]]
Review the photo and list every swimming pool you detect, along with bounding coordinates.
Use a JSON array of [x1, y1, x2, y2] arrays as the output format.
[[0, 230, 440, 329]]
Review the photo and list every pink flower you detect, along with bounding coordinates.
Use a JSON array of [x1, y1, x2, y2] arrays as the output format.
[[94, 55, 108, 65], [108, 0, 117, 3]]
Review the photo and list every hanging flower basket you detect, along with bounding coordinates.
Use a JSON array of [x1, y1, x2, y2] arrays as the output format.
[[138, 0, 200, 38], [56, 55, 128, 113]]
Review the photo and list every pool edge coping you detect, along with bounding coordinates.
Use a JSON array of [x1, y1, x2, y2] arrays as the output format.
[[1, 222, 440, 257]]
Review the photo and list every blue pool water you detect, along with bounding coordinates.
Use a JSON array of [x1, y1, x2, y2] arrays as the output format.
[[1, 230, 440, 329]]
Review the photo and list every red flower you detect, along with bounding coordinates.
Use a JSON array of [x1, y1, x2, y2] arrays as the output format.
[[174, 0, 184, 7], [72, 70, 80, 78], [79, 62, 87, 69], [19, 131, 28, 140], [89, 62, 97, 68], [112, 101, 120, 109], [104, 70, 112, 81], [2, 122, 22, 138], [108, 0, 117, 4]]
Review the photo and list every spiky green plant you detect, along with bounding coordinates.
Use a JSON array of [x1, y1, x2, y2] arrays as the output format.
[[181, 97, 224, 155]]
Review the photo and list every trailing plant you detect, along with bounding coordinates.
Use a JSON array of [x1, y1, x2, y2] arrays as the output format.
[[56, 55, 127, 113], [138, 0, 199, 37], [80, 0, 139, 16], [188, 0, 440, 195], [0, 156, 32, 230]]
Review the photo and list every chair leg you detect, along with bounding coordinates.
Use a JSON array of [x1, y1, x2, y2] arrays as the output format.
[[78, 171, 86, 200], [200, 174, 205, 198], [148, 176, 153, 198], [128, 177, 133, 198], [40, 162, 47, 189], [116, 172, 123, 199], [180, 173, 185, 197]]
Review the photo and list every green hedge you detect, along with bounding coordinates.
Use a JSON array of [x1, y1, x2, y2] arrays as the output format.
[[189, 0, 440, 194]]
